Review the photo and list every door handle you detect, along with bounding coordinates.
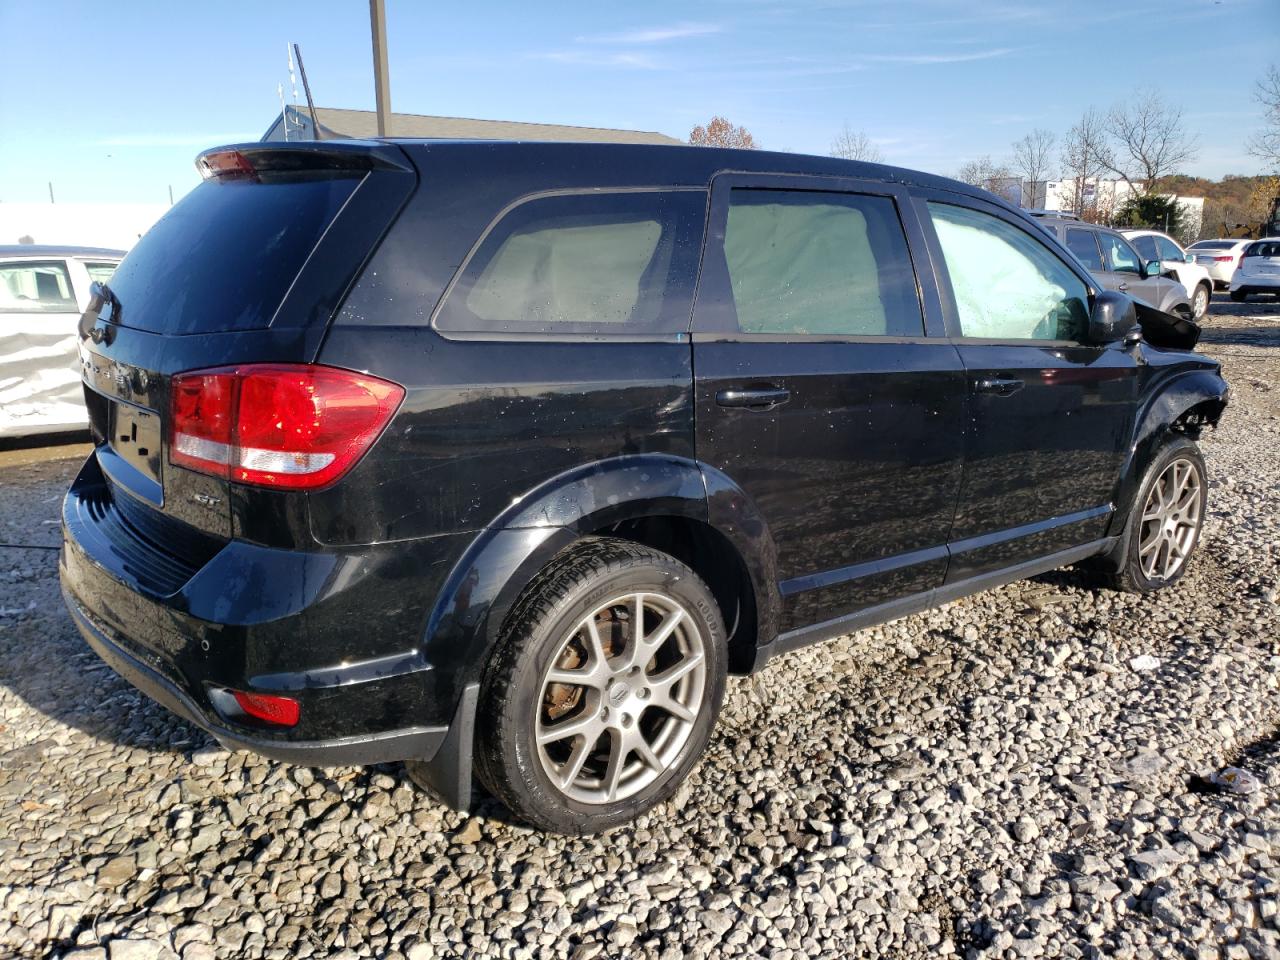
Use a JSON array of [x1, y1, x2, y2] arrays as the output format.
[[1117, 282, 1129, 291], [715, 386, 791, 409], [975, 377, 1024, 397]]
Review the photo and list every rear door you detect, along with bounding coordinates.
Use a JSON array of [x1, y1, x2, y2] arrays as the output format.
[[918, 196, 1141, 580], [691, 173, 966, 635]]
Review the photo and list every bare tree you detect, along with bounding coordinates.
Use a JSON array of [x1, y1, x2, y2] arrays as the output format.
[[689, 116, 758, 149], [1010, 129, 1056, 207], [955, 155, 1012, 188], [1248, 63, 1280, 171], [1060, 109, 1108, 217], [1098, 91, 1198, 197], [829, 123, 883, 163]]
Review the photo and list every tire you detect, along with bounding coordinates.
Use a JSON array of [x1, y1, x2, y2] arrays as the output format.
[[1103, 435, 1207, 594], [1229, 288, 1247, 303], [474, 537, 727, 834], [1191, 283, 1211, 319]]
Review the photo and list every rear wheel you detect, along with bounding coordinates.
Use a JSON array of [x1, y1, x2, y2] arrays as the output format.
[[1191, 283, 1211, 318], [1104, 436, 1207, 593], [475, 538, 726, 834]]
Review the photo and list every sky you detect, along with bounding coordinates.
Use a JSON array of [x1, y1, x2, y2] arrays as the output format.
[[1, 0, 1277, 205]]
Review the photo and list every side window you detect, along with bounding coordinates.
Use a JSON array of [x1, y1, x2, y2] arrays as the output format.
[[1131, 235, 1159, 260], [1065, 228, 1105, 271], [1099, 233, 1142, 274], [0, 260, 77, 313], [84, 262, 119, 284], [720, 189, 923, 336], [927, 202, 1089, 342], [435, 190, 704, 335], [1155, 236, 1184, 262]]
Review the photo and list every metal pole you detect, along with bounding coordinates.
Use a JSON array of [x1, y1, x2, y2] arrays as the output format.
[[48, 182, 54, 203], [369, 0, 392, 137]]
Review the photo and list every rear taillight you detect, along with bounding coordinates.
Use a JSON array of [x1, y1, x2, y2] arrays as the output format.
[[1213, 255, 1233, 262], [170, 364, 403, 490]]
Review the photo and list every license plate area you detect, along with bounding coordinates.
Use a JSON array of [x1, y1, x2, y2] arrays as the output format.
[[110, 401, 163, 487]]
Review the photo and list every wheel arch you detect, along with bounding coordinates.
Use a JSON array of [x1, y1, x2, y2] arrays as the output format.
[[411, 454, 779, 808]]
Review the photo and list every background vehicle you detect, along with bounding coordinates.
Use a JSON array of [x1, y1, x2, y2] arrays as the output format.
[[1037, 218, 1192, 317], [1, 245, 123, 439], [1230, 239, 1280, 301], [61, 141, 1227, 834], [1121, 229, 1214, 319], [1186, 238, 1252, 288]]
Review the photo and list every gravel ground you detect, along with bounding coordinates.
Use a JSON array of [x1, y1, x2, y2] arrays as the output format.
[[1, 295, 1278, 960]]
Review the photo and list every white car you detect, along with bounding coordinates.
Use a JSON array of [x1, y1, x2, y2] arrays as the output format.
[[0, 245, 124, 438], [1185, 238, 1253, 290], [1229, 238, 1280, 302], [1121, 229, 1214, 319]]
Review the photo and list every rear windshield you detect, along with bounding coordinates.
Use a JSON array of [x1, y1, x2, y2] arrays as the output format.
[[106, 175, 358, 334], [1188, 241, 1234, 250]]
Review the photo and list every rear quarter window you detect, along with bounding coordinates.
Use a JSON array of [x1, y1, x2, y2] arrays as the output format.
[[434, 190, 706, 337]]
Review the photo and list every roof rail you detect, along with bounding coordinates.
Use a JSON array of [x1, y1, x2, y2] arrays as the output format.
[[1026, 209, 1079, 220]]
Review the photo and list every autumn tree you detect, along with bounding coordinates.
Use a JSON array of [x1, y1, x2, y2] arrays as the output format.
[[1248, 63, 1280, 171], [1010, 129, 1055, 207], [829, 123, 883, 163], [689, 116, 758, 149], [1098, 91, 1198, 198]]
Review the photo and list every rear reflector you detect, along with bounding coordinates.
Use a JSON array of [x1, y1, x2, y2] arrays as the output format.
[[170, 364, 404, 490], [231, 690, 300, 727]]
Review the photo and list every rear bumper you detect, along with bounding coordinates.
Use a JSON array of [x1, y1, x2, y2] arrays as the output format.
[[63, 585, 447, 765], [58, 452, 468, 769], [1229, 274, 1280, 293]]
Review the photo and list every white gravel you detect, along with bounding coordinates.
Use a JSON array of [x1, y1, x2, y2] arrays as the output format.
[[1, 295, 1278, 960]]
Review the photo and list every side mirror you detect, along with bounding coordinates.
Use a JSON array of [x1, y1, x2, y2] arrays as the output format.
[[1089, 291, 1139, 344], [1143, 260, 1162, 278], [1184, 253, 1195, 264]]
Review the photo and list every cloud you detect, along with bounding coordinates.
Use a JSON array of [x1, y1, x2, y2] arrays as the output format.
[[94, 133, 257, 147], [865, 47, 1018, 65], [531, 51, 665, 70], [576, 22, 722, 44]]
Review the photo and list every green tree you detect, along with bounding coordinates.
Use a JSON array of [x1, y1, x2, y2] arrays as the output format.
[[1114, 195, 1183, 235]]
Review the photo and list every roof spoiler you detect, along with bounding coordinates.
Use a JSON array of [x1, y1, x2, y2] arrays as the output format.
[[195, 141, 413, 180]]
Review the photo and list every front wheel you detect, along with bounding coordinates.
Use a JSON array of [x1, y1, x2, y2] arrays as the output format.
[[475, 538, 727, 834], [1106, 436, 1207, 593], [1192, 283, 1211, 318]]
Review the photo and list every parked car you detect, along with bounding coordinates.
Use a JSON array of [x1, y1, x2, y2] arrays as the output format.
[[1036, 218, 1192, 317], [1229, 238, 1280, 301], [0, 246, 124, 438], [61, 140, 1228, 834], [1121, 229, 1214, 319], [1186, 238, 1252, 289]]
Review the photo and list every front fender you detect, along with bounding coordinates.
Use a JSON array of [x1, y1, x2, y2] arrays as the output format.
[[1110, 365, 1228, 536]]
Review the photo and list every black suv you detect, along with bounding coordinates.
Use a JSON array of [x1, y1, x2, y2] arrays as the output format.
[[62, 140, 1228, 834]]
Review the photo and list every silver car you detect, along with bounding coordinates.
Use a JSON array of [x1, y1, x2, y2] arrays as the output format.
[[0, 245, 124, 438], [1035, 218, 1192, 318]]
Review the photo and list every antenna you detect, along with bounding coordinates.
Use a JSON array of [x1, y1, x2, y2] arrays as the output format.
[[292, 43, 322, 141], [277, 82, 288, 142]]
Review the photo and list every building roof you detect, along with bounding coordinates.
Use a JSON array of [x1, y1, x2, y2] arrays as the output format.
[[0, 244, 126, 259], [261, 105, 683, 146]]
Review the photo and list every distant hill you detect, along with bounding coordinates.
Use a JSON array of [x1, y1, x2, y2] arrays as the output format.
[[1154, 174, 1279, 239]]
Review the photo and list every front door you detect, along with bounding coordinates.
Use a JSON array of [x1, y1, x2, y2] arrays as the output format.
[[1095, 230, 1182, 310], [691, 174, 966, 636], [919, 197, 1141, 582]]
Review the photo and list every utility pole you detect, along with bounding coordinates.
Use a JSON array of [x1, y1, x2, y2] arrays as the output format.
[[369, 0, 392, 137], [48, 182, 54, 203]]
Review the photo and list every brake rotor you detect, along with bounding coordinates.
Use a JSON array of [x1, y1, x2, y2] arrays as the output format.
[[542, 606, 631, 720]]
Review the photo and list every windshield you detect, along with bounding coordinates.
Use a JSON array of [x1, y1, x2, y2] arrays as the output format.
[[106, 174, 358, 334]]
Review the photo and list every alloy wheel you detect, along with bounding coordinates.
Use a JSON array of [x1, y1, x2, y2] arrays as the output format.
[[1193, 286, 1209, 319], [1137, 458, 1202, 581], [535, 592, 706, 804]]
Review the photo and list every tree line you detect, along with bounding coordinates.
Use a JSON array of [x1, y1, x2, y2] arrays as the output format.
[[687, 63, 1280, 241]]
